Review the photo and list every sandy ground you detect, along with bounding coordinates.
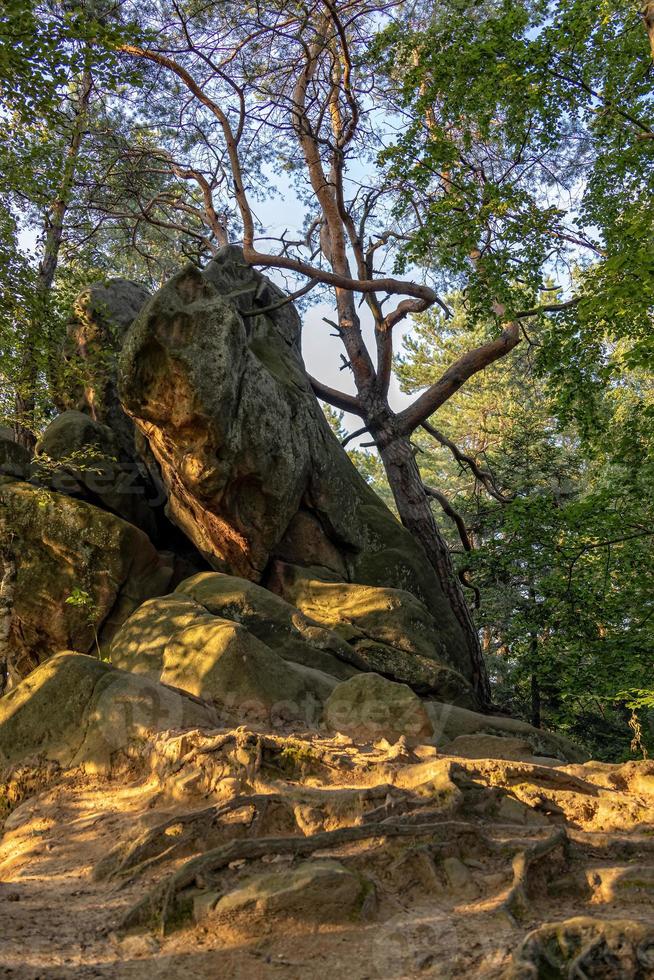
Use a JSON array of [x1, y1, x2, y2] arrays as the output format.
[[1, 732, 654, 979]]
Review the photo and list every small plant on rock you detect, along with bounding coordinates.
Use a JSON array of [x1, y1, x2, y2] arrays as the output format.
[[64, 587, 102, 659]]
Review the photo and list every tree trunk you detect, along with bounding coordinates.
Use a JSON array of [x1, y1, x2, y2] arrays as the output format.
[[14, 66, 92, 450], [528, 589, 540, 728], [643, 1, 654, 58], [531, 671, 541, 729], [376, 426, 491, 706]]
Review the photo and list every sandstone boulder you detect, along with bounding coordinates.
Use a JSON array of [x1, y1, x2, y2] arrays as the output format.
[[160, 617, 325, 722], [268, 561, 449, 659], [209, 860, 374, 925], [110, 594, 213, 679], [445, 733, 540, 762], [111, 573, 472, 705], [325, 672, 434, 744], [117, 247, 472, 690], [174, 571, 358, 680], [0, 652, 216, 769], [0, 434, 30, 479], [269, 562, 474, 702], [34, 410, 159, 539], [110, 592, 332, 723], [0, 479, 173, 683], [60, 278, 150, 463], [424, 700, 587, 763]]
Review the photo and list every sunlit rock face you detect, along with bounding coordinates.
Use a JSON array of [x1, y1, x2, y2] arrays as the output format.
[[0, 478, 173, 685], [0, 652, 216, 769], [108, 572, 473, 715], [118, 246, 474, 694]]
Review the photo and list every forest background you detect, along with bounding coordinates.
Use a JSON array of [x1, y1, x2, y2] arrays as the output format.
[[1, 0, 652, 758]]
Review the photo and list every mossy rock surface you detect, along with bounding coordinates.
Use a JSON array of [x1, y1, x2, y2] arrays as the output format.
[[35, 410, 158, 538], [114, 571, 471, 708], [325, 672, 434, 745], [60, 278, 150, 464], [118, 246, 472, 686], [161, 616, 321, 721], [0, 652, 215, 769], [0, 479, 173, 683], [110, 594, 213, 679], [268, 562, 475, 703], [0, 436, 30, 479], [175, 571, 357, 680], [111, 588, 332, 722]]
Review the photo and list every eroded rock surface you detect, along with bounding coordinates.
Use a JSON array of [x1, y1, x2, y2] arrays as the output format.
[[60, 277, 150, 463], [0, 478, 173, 681], [110, 572, 474, 710], [174, 572, 359, 680], [269, 561, 474, 702], [117, 246, 472, 689], [0, 652, 215, 769]]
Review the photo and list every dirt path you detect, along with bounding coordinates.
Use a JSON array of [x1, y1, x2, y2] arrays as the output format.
[[2, 733, 654, 979]]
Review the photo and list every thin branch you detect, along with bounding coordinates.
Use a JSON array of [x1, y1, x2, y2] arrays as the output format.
[[421, 421, 513, 504], [341, 424, 370, 447], [513, 297, 580, 320], [240, 278, 319, 316], [424, 484, 472, 553]]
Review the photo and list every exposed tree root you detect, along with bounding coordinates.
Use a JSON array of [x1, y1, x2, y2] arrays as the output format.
[[453, 759, 602, 797], [120, 817, 567, 935], [171, 728, 349, 778], [499, 828, 569, 924], [97, 780, 434, 883], [120, 820, 472, 933], [94, 794, 290, 881]]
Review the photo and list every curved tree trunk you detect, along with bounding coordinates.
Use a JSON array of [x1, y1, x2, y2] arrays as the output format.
[[376, 429, 491, 706]]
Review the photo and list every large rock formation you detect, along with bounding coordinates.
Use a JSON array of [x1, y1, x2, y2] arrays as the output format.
[[110, 591, 332, 725], [57, 278, 189, 537], [0, 652, 216, 769], [0, 478, 173, 682], [2, 254, 649, 980], [267, 561, 471, 700], [34, 410, 159, 539], [118, 247, 473, 689], [0, 430, 30, 479], [60, 278, 150, 465]]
